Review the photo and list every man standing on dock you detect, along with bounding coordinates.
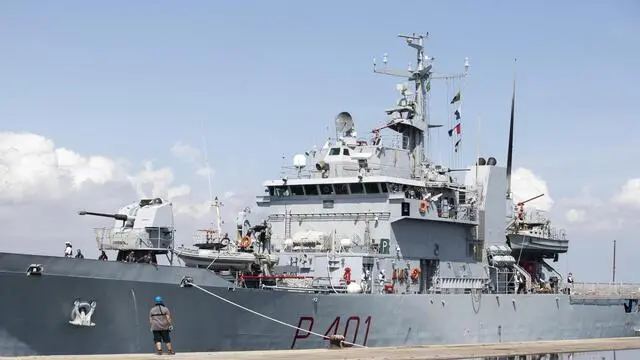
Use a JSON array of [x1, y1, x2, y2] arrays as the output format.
[[149, 296, 175, 355]]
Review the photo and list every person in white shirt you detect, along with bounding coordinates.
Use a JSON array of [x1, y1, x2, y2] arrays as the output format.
[[64, 242, 73, 258]]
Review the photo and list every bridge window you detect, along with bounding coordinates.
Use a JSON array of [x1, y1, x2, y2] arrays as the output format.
[[320, 184, 334, 195], [364, 182, 380, 194], [304, 185, 319, 195], [290, 185, 304, 196], [380, 183, 388, 192], [334, 184, 349, 195], [329, 148, 340, 156], [342, 148, 350, 156], [274, 186, 290, 197], [349, 183, 364, 194]]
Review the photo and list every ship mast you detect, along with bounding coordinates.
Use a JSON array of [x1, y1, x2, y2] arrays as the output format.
[[213, 196, 223, 240], [373, 33, 469, 177]]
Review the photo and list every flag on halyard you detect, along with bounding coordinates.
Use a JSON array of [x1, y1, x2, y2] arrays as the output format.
[[454, 108, 461, 120], [450, 90, 461, 104], [447, 123, 461, 137], [454, 139, 461, 152], [426, 79, 431, 92]]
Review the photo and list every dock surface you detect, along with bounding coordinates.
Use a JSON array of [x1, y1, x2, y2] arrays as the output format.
[[4, 337, 640, 360]]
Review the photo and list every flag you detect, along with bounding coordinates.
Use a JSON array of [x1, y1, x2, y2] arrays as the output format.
[[426, 79, 431, 92], [454, 139, 461, 152], [454, 108, 461, 120], [447, 123, 461, 137], [450, 90, 461, 104]]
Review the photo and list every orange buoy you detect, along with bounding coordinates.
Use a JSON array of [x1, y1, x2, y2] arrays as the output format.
[[410, 267, 421, 282], [239, 236, 251, 249], [419, 200, 428, 213]]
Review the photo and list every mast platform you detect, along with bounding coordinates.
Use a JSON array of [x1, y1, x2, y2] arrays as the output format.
[[5, 337, 640, 359]]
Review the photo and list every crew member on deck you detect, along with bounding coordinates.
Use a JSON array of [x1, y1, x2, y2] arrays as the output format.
[[513, 272, 520, 294], [98, 250, 108, 261], [566, 272, 574, 295], [75, 249, 84, 259], [64, 242, 73, 258]]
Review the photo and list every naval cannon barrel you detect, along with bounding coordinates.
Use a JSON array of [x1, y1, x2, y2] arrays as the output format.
[[77, 210, 131, 222]]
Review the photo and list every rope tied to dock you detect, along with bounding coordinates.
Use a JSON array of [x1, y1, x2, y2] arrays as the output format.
[[188, 282, 367, 348]]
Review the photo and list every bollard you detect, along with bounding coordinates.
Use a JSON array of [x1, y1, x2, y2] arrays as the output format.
[[328, 334, 345, 349]]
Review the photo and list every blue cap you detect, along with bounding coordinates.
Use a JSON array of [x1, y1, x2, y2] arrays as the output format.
[[154, 296, 163, 304]]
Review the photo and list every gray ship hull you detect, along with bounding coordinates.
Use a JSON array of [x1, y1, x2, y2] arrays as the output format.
[[1, 252, 638, 356]]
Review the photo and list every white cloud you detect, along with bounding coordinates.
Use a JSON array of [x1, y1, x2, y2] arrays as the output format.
[[196, 165, 214, 178], [171, 140, 215, 179], [612, 178, 640, 208], [170, 141, 201, 163], [552, 179, 640, 233], [0, 132, 123, 202], [510, 167, 553, 211], [0, 132, 262, 258], [565, 208, 586, 224]]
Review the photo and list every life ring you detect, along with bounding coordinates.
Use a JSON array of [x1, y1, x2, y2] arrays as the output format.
[[419, 200, 428, 213], [239, 236, 251, 249], [410, 267, 421, 282]]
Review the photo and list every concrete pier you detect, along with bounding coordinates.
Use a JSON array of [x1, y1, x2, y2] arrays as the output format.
[[3, 337, 640, 360]]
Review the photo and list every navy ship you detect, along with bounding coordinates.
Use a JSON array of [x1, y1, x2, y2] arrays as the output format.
[[1, 32, 639, 357]]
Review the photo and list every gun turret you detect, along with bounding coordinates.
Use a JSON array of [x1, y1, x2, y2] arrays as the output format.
[[77, 210, 131, 222]]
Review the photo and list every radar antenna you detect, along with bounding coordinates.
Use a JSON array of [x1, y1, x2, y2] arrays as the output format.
[[334, 111, 355, 139], [372, 33, 468, 177]]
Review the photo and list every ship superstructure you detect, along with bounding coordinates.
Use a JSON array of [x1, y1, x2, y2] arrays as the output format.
[[250, 33, 523, 296]]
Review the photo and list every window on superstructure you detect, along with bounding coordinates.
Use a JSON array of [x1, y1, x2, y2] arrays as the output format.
[[467, 242, 475, 258], [329, 148, 340, 156], [349, 183, 364, 194], [364, 182, 380, 194], [268, 187, 275, 196], [303, 185, 319, 195], [334, 183, 349, 195], [320, 184, 334, 195], [342, 148, 350, 156], [290, 185, 305, 196], [274, 186, 290, 197], [380, 183, 388, 193]]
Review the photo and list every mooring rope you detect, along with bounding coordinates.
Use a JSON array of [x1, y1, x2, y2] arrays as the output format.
[[188, 282, 367, 348]]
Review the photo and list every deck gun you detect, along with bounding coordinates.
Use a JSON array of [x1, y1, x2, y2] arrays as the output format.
[[77, 210, 134, 227]]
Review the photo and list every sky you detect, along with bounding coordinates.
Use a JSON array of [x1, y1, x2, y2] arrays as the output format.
[[0, 1, 639, 282]]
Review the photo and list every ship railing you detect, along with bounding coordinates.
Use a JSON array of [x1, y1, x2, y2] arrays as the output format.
[[523, 209, 549, 223], [279, 162, 413, 180], [569, 282, 640, 298], [94, 227, 173, 251], [549, 227, 567, 240], [241, 274, 334, 292], [190, 231, 232, 245]]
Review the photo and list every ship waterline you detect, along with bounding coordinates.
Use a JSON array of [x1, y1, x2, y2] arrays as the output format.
[[1, 253, 638, 356]]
